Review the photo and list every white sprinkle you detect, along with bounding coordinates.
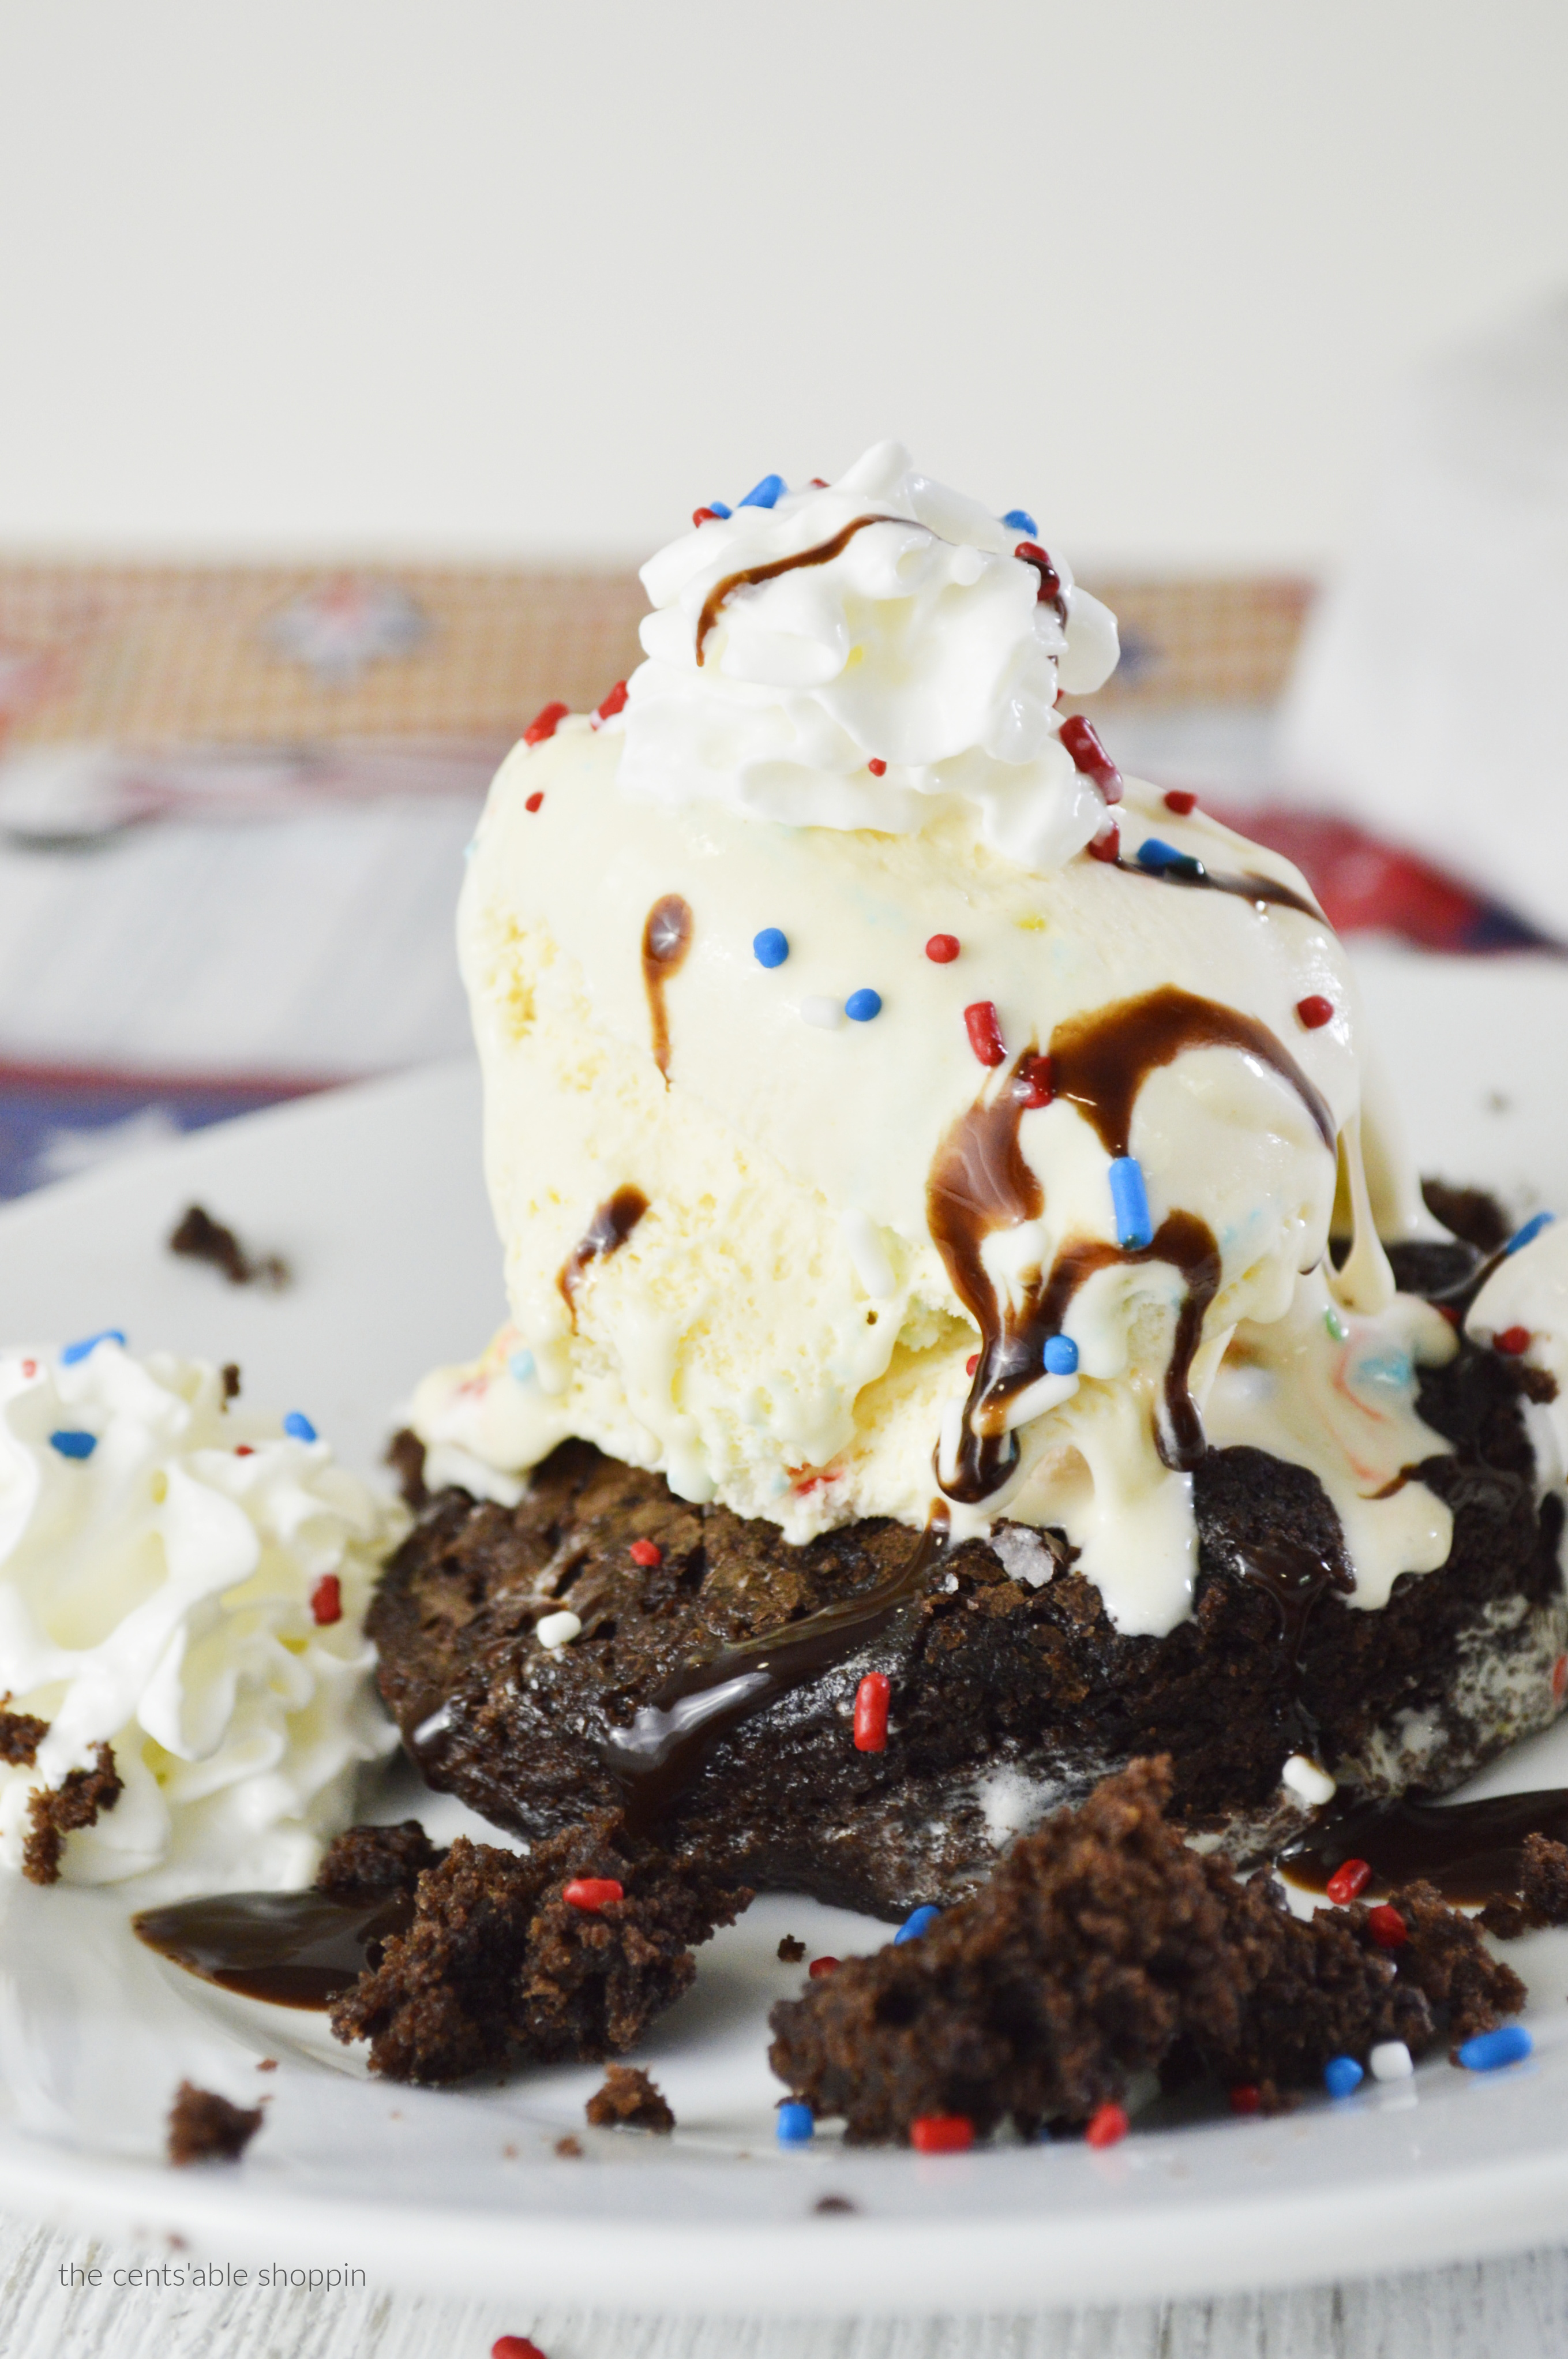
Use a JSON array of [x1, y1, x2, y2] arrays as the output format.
[[537, 1609, 582, 1651], [941, 1572, 960, 1593], [991, 1525, 1057, 1590], [840, 1208, 895, 1300], [1370, 2040, 1413, 2083], [800, 995, 841, 1029], [1281, 1753, 1337, 1807]]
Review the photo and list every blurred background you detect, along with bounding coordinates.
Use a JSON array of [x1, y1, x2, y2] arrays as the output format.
[[0, 0, 1564, 1188]]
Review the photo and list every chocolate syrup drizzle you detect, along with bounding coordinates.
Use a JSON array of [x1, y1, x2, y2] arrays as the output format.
[[929, 987, 1334, 1506], [1279, 1787, 1568, 1909], [694, 515, 913, 665], [558, 1186, 648, 1321], [600, 1514, 951, 1832], [641, 893, 693, 1081], [133, 1886, 412, 2010], [1116, 855, 1323, 922]]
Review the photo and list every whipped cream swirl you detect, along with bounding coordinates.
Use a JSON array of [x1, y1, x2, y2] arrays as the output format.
[[618, 440, 1120, 872], [0, 1339, 403, 1894]]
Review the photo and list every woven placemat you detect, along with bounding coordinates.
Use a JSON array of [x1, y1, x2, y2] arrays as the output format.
[[0, 564, 1310, 753]]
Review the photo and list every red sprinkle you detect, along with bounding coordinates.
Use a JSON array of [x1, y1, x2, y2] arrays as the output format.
[[1296, 995, 1334, 1030], [1495, 1325, 1532, 1356], [1013, 1053, 1053, 1110], [1229, 2084, 1262, 2115], [1554, 1653, 1567, 1706], [925, 933, 961, 963], [234, 1444, 255, 1457], [1087, 819, 1120, 864], [964, 1001, 1006, 1067], [910, 2114, 973, 2154], [853, 1671, 891, 1752], [1057, 714, 1122, 801], [1085, 2102, 1128, 2150], [595, 678, 629, 723], [21, 1360, 35, 1378], [867, 758, 887, 777], [493, 2341, 548, 2359], [524, 791, 544, 813], [965, 1353, 980, 1376], [310, 1575, 343, 1627], [1367, 1904, 1407, 1949], [563, 1877, 624, 1912], [808, 1956, 840, 1979], [692, 507, 722, 527], [523, 701, 569, 747], [1325, 1858, 1372, 1905], [808, 477, 828, 488], [1163, 789, 1198, 815], [629, 1538, 663, 1567], [1438, 1302, 1462, 1328]]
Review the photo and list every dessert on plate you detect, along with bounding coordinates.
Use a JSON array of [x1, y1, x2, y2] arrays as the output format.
[[362, 441, 1567, 1918]]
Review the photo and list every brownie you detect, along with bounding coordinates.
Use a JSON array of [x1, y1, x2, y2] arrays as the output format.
[[314, 1818, 444, 1898], [167, 2082, 264, 2166], [329, 1813, 748, 2084], [1479, 1832, 1568, 1938], [22, 1742, 122, 1886], [585, 2064, 674, 2132], [767, 1762, 1524, 2143], [167, 1203, 289, 1290]]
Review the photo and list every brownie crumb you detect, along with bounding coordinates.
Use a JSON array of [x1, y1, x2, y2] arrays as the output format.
[[585, 2064, 675, 2134], [167, 2082, 264, 2166], [22, 1743, 122, 1885], [168, 1204, 290, 1291], [1481, 1833, 1568, 1938], [554, 2134, 583, 2158], [315, 1819, 445, 1899], [386, 1428, 430, 1510], [0, 1708, 48, 1767], [768, 1760, 1526, 2143], [777, 1935, 805, 1963], [257, 2058, 277, 2072], [329, 1814, 750, 2084], [221, 1362, 241, 1402], [1421, 1179, 1511, 1255]]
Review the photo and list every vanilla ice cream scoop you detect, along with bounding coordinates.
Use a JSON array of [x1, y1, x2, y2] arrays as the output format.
[[0, 1335, 403, 1894], [414, 444, 1456, 1638]]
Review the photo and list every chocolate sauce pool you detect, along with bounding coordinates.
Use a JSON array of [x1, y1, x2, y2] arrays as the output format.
[[1279, 1789, 1568, 1908], [133, 1886, 412, 2009]]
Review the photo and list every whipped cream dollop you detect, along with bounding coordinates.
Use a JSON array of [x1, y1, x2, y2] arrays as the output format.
[[618, 440, 1121, 872], [0, 1338, 403, 1894]]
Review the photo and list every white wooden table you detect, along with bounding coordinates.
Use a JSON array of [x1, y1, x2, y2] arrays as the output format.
[[3, 2214, 1566, 2358]]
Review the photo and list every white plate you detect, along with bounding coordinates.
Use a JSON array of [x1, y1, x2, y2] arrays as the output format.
[[3, 947, 1568, 2317]]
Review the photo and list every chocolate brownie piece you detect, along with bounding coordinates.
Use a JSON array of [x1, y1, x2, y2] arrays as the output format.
[[1480, 1833, 1568, 1938], [22, 1743, 122, 1885], [167, 2082, 264, 2166], [315, 1819, 444, 1898], [767, 1762, 1524, 2143], [329, 1814, 748, 2084], [585, 2064, 674, 2132]]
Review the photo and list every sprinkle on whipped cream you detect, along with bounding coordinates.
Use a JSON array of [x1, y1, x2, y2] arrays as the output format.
[[0, 1338, 403, 1895]]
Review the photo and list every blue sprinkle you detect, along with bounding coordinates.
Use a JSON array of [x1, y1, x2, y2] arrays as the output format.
[[1356, 1351, 1412, 1390], [776, 2102, 815, 2145], [1108, 1157, 1153, 1251], [753, 927, 790, 969], [1001, 509, 1038, 536], [508, 1349, 535, 1384], [50, 1430, 97, 1461], [282, 1411, 317, 1443], [1506, 1211, 1555, 1256], [60, 1330, 126, 1367], [1457, 2024, 1533, 2072], [707, 499, 732, 519], [1136, 838, 1207, 882], [738, 474, 786, 511], [1323, 2055, 1364, 2099], [894, 1905, 941, 1945], [1043, 1335, 1079, 1377], [845, 988, 883, 1023]]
